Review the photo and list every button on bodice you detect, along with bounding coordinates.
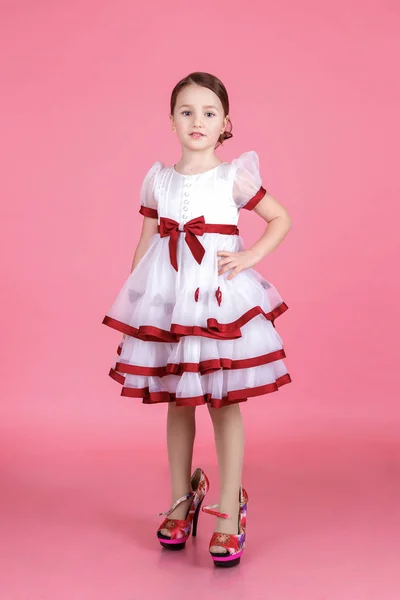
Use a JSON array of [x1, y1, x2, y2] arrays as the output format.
[[181, 178, 192, 221]]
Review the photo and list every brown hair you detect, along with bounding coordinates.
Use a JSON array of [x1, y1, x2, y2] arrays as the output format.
[[170, 72, 233, 149]]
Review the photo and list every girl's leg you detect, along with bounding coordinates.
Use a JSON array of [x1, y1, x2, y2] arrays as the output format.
[[160, 402, 197, 537], [207, 402, 245, 553]]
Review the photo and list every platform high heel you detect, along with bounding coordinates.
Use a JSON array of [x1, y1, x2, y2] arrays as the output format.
[[202, 487, 248, 567], [156, 467, 210, 550]]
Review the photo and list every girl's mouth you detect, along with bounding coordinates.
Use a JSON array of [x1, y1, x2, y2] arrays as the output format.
[[190, 133, 204, 139]]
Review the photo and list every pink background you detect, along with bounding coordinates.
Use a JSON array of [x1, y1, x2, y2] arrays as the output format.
[[1, 0, 399, 598]]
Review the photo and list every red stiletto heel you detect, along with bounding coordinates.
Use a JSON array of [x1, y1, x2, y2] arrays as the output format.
[[156, 468, 209, 550], [202, 487, 248, 567]]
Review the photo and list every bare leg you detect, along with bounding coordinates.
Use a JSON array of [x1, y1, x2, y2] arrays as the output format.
[[160, 402, 196, 537], [208, 402, 245, 553]]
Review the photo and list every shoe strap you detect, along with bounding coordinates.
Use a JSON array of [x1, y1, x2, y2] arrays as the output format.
[[202, 503, 230, 519], [158, 491, 194, 517]]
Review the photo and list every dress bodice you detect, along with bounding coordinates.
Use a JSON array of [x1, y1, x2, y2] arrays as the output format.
[[139, 151, 266, 226]]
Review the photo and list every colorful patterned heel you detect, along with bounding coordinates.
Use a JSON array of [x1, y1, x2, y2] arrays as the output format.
[[156, 467, 210, 550], [202, 487, 248, 567]]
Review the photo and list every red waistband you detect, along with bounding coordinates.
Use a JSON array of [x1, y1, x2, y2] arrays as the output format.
[[157, 223, 239, 235]]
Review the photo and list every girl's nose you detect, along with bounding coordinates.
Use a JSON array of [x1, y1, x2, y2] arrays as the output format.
[[193, 115, 204, 126]]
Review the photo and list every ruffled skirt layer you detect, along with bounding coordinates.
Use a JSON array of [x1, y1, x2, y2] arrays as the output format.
[[102, 232, 292, 407]]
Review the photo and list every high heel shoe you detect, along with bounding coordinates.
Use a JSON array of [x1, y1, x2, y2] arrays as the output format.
[[202, 487, 248, 567], [156, 467, 210, 550]]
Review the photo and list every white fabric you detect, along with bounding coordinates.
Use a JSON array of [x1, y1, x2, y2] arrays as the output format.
[[139, 160, 163, 212], [104, 151, 290, 403], [231, 150, 263, 209]]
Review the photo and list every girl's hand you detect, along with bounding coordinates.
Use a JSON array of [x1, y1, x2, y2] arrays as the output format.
[[217, 249, 261, 280]]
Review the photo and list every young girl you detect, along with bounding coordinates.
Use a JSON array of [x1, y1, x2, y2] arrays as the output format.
[[102, 71, 292, 568]]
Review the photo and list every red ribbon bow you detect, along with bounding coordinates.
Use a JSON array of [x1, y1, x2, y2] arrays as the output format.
[[159, 216, 206, 271]]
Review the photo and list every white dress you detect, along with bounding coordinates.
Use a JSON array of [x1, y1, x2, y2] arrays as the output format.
[[102, 150, 292, 407]]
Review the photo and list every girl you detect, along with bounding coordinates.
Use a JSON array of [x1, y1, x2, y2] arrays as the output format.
[[102, 71, 292, 568]]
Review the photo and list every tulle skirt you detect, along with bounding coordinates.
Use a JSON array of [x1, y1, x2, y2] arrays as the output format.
[[102, 231, 292, 407]]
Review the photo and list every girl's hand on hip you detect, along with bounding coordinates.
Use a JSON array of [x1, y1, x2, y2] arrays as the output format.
[[217, 249, 261, 280]]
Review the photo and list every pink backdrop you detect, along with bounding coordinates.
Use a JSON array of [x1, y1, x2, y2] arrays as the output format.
[[1, 0, 399, 598]]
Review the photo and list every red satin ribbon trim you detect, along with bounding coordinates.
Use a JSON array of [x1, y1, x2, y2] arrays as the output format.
[[243, 186, 266, 211], [139, 205, 158, 218], [114, 375, 292, 407]]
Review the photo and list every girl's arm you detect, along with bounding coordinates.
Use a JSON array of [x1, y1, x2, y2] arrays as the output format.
[[250, 192, 292, 259], [130, 216, 159, 273], [218, 192, 292, 280]]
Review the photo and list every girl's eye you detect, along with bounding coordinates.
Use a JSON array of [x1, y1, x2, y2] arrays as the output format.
[[181, 111, 216, 117]]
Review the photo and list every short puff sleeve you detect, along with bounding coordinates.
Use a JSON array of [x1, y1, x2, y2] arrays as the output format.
[[231, 151, 266, 210], [138, 161, 164, 218]]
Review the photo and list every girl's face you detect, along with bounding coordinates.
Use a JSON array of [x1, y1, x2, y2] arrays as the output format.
[[170, 83, 228, 151]]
